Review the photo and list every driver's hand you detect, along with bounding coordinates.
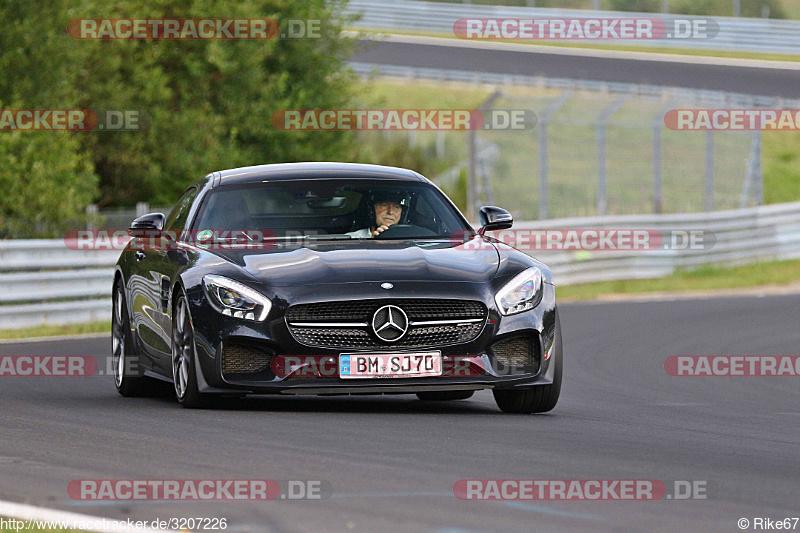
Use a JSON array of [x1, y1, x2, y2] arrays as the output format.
[[371, 224, 390, 238]]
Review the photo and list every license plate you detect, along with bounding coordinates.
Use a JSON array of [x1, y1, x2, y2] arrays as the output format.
[[339, 352, 442, 379]]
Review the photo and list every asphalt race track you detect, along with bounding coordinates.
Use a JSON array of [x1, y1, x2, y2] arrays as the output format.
[[1, 294, 799, 532], [352, 39, 800, 98]]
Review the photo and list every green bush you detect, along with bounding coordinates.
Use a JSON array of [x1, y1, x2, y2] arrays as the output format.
[[0, 0, 365, 236]]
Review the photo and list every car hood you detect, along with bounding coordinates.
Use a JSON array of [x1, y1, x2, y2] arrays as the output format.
[[209, 239, 500, 286]]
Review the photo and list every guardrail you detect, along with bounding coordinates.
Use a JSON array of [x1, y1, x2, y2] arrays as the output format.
[[530, 201, 800, 285], [0, 241, 118, 330], [2, 201, 800, 329], [345, 0, 800, 55]]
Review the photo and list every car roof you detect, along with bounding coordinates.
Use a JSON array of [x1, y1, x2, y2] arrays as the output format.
[[207, 162, 428, 187]]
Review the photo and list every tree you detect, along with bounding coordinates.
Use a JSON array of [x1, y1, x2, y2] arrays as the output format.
[[0, 1, 98, 236], [0, 0, 362, 236], [72, 0, 361, 206]]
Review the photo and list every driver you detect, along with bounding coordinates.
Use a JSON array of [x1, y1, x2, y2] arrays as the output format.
[[347, 191, 407, 238]]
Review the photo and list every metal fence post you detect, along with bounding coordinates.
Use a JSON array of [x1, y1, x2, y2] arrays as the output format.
[[705, 130, 715, 211], [653, 124, 663, 214], [436, 131, 445, 158], [468, 129, 476, 221], [86, 204, 98, 230], [653, 99, 675, 215], [596, 96, 628, 216], [597, 126, 607, 216], [538, 91, 572, 220], [741, 130, 763, 208], [468, 90, 501, 222], [539, 122, 549, 220], [753, 130, 763, 205]]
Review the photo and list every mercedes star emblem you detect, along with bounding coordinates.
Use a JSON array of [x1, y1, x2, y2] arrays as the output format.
[[371, 305, 409, 343]]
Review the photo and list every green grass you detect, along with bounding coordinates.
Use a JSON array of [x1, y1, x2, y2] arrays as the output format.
[[363, 80, 492, 110], [0, 321, 109, 340], [763, 131, 800, 204], [785, 0, 800, 18], [352, 28, 800, 63], [557, 258, 800, 301]]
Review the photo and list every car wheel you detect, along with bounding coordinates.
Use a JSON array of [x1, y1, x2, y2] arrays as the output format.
[[416, 391, 475, 401], [493, 314, 562, 414], [112, 281, 153, 397], [172, 290, 209, 408]]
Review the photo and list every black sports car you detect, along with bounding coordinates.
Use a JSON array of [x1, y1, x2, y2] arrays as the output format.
[[112, 162, 562, 412]]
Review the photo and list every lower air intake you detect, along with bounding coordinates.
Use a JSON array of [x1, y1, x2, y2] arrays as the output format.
[[222, 342, 273, 376], [489, 334, 541, 375]]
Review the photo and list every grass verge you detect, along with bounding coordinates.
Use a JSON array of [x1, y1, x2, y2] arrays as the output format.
[[556, 258, 800, 301], [0, 321, 110, 340]]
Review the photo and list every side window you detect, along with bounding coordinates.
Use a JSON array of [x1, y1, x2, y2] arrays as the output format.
[[165, 187, 199, 232], [415, 194, 435, 218], [411, 194, 439, 231]]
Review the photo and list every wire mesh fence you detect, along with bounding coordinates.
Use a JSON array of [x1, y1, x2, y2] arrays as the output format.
[[473, 89, 758, 221], [350, 64, 785, 222]]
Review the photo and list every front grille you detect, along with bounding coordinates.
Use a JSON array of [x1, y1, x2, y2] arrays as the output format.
[[287, 327, 375, 348], [286, 299, 487, 349], [405, 323, 484, 345], [489, 334, 541, 374], [286, 300, 486, 322], [222, 342, 274, 376]]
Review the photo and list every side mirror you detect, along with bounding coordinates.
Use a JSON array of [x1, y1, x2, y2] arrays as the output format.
[[129, 213, 166, 237], [478, 206, 513, 235]]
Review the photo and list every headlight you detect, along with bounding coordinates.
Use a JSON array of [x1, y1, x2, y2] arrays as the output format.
[[495, 267, 543, 316], [203, 275, 271, 321]]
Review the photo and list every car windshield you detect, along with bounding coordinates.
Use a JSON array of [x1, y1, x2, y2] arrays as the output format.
[[191, 179, 470, 240]]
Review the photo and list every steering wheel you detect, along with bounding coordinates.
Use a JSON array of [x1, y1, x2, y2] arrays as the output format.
[[376, 224, 438, 239]]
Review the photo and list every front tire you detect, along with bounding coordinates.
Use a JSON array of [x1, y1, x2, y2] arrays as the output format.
[[112, 281, 153, 397], [493, 314, 562, 414], [172, 290, 209, 408]]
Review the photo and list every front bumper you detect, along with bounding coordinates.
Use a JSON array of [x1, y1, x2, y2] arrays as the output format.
[[187, 281, 560, 395]]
